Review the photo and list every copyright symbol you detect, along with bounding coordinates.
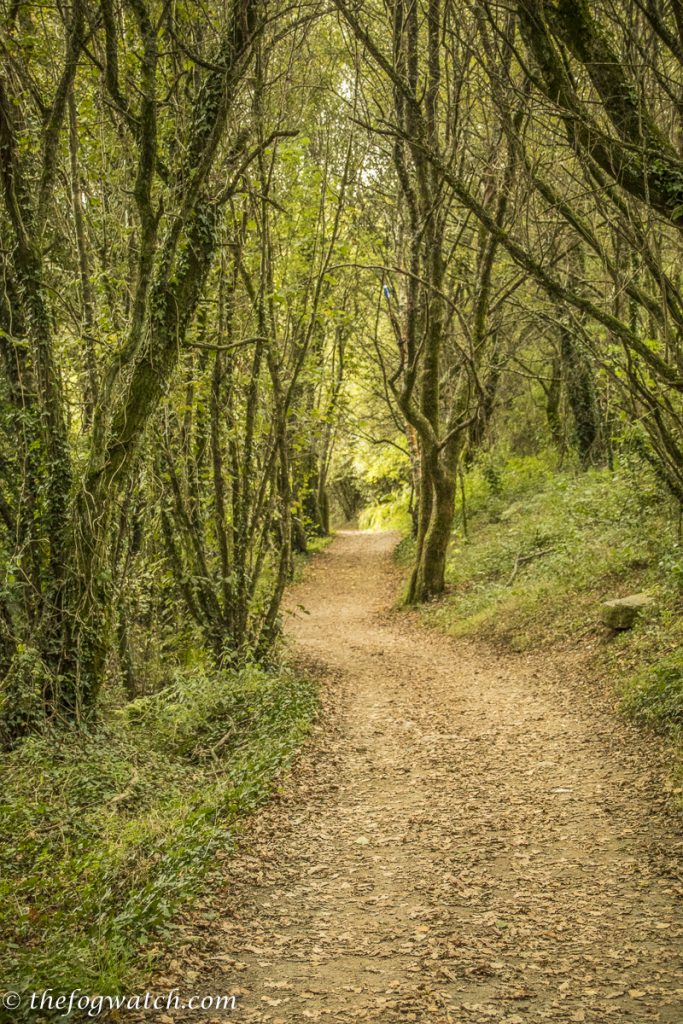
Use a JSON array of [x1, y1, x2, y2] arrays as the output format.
[[2, 992, 21, 1011]]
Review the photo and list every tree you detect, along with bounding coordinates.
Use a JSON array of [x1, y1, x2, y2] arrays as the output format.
[[0, 0, 264, 736]]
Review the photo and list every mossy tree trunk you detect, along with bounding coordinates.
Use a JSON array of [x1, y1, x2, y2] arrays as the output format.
[[0, 0, 261, 738]]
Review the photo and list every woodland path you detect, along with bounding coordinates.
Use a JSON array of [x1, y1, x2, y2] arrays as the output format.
[[142, 530, 682, 1024]]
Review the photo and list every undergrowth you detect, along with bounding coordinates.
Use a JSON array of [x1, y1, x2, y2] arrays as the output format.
[[0, 664, 317, 1015], [398, 452, 683, 745], [358, 486, 412, 533]]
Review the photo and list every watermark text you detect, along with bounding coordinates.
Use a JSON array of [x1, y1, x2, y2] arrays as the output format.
[[2, 989, 238, 1016]]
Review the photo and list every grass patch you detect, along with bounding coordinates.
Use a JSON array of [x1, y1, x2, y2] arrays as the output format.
[[0, 664, 318, 1015]]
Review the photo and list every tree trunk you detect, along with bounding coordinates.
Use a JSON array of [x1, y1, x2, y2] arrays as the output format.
[[559, 325, 601, 467], [410, 459, 457, 602]]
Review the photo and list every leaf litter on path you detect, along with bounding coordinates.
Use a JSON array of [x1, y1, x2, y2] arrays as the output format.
[[124, 530, 683, 1024]]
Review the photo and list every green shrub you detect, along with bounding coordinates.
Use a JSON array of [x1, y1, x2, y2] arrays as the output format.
[[456, 450, 555, 527], [621, 651, 683, 739], [358, 486, 412, 532]]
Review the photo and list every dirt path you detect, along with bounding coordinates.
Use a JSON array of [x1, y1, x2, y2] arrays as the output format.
[[150, 530, 682, 1023]]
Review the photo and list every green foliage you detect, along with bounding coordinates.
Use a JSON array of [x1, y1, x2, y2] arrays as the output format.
[[0, 665, 318, 1011], [358, 487, 412, 532], [355, 441, 409, 490], [0, 647, 51, 747], [457, 451, 555, 526], [621, 652, 683, 739]]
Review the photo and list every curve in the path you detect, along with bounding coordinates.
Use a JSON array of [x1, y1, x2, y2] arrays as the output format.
[[143, 530, 683, 1024]]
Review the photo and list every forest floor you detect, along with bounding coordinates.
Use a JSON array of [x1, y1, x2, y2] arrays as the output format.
[[127, 530, 683, 1024]]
